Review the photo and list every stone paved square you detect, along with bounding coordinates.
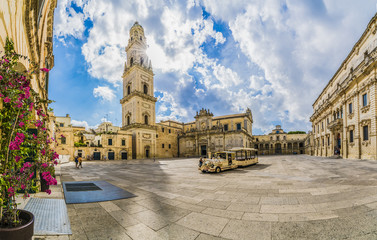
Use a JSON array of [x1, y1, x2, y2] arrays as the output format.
[[40, 155, 377, 239]]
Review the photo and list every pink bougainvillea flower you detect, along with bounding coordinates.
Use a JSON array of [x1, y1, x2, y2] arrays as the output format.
[[18, 121, 25, 127], [27, 172, 34, 180], [40, 68, 50, 72], [35, 120, 43, 128], [23, 162, 32, 168], [7, 187, 14, 196], [21, 184, 26, 190], [41, 149, 46, 156], [45, 189, 51, 194], [52, 152, 59, 160], [0, 75, 3, 80], [9, 133, 25, 150], [15, 156, 21, 162], [41, 163, 48, 168], [4, 58, 9, 63], [29, 102, 34, 111], [3, 97, 10, 103]]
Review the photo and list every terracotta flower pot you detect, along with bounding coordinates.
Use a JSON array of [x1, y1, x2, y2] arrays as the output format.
[[0, 209, 34, 240]]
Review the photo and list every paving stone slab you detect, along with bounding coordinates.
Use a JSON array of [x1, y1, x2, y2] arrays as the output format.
[[177, 212, 229, 236], [261, 204, 316, 214], [260, 196, 299, 205], [109, 210, 140, 228], [195, 233, 228, 240], [198, 199, 231, 210], [242, 212, 279, 222], [132, 209, 170, 230], [202, 207, 244, 220], [157, 223, 200, 240], [227, 202, 260, 213], [220, 219, 271, 240], [125, 223, 164, 240], [176, 202, 207, 212]]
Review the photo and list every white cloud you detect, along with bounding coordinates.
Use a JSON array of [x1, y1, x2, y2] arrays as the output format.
[[93, 86, 116, 101], [54, 0, 86, 41], [71, 120, 98, 130]]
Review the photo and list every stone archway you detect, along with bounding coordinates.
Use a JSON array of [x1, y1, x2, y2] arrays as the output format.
[[275, 143, 282, 154]]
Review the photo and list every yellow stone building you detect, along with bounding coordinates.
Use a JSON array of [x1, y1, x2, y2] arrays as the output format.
[[55, 115, 133, 162], [253, 125, 307, 155], [310, 13, 377, 160], [178, 109, 254, 157]]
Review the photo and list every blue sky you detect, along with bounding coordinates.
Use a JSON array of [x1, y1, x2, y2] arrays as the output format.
[[51, 0, 377, 134]]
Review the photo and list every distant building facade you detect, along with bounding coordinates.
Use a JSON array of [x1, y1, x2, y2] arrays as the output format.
[[253, 125, 306, 155], [310, 13, 377, 160], [55, 115, 133, 162], [178, 109, 254, 157]]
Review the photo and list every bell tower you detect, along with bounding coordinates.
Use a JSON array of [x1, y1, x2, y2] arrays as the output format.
[[120, 22, 157, 159]]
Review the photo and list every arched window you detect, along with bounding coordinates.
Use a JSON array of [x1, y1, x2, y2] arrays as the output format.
[[144, 115, 148, 125], [140, 36, 142, 41], [130, 57, 134, 66], [127, 116, 130, 125], [143, 84, 148, 94], [140, 57, 144, 66], [127, 85, 131, 95]]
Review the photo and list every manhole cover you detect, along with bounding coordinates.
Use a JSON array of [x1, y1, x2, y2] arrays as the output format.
[[65, 183, 102, 192]]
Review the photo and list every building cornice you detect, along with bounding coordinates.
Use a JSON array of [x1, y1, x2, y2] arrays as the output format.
[[120, 91, 157, 104], [122, 64, 153, 78], [121, 123, 157, 131]]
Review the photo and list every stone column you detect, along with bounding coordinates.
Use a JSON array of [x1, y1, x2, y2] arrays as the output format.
[[370, 79, 377, 159]]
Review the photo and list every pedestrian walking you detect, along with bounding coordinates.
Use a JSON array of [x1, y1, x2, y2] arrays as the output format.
[[198, 157, 203, 167], [74, 156, 79, 168], [78, 156, 83, 168]]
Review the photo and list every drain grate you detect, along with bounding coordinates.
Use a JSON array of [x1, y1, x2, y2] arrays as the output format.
[[24, 198, 71, 235], [65, 183, 102, 192]]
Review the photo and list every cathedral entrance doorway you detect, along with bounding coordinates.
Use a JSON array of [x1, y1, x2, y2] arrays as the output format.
[[145, 146, 150, 158], [275, 143, 282, 154], [201, 145, 207, 157]]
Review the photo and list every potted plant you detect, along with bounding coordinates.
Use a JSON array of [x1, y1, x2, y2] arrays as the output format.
[[0, 38, 58, 239]]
